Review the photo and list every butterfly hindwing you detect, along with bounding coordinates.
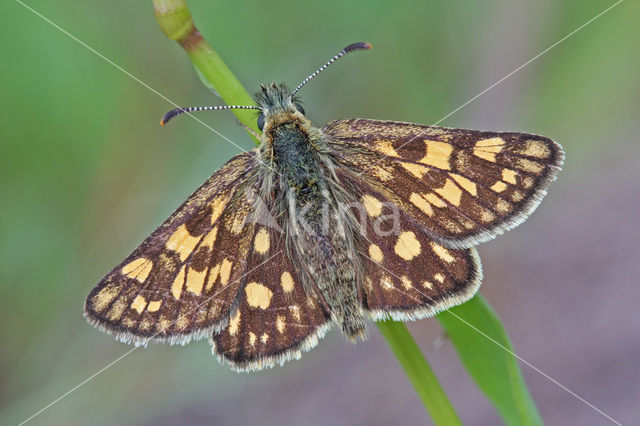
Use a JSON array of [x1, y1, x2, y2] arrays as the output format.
[[324, 119, 564, 249], [84, 151, 262, 345], [211, 226, 332, 371], [337, 171, 482, 320]]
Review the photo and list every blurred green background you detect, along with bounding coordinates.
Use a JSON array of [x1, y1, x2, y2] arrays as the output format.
[[2, 1, 638, 425]]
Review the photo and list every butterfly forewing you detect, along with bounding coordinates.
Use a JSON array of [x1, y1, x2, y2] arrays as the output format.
[[324, 119, 564, 249], [84, 151, 262, 345], [211, 226, 331, 371]]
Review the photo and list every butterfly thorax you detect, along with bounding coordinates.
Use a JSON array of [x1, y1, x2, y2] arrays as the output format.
[[271, 122, 320, 195], [256, 83, 366, 340]]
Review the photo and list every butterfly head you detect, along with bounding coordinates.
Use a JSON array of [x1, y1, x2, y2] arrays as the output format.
[[253, 82, 308, 139]]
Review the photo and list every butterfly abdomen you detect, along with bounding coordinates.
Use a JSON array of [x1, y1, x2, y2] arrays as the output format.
[[298, 219, 366, 341]]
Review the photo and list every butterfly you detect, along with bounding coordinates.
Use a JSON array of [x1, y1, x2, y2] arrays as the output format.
[[84, 42, 564, 371]]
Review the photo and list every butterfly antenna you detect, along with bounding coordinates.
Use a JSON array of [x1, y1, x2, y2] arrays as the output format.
[[160, 105, 261, 126], [289, 42, 372, 98]]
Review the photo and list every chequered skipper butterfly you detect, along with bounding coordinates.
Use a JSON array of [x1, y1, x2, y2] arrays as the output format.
[[85, 43, 563, 371]]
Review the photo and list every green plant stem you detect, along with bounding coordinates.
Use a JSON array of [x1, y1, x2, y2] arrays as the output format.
[[152, 0, 460, 422], [153, 0, 259, 140], [378, 320, 462, 425]]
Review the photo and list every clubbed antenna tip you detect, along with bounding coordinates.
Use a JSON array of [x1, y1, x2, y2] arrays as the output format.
[[160, 108, 184, 126], [344, 42, 373, 53]]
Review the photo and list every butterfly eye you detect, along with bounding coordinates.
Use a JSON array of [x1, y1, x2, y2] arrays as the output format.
[[257, 113, 265, 131], [294, 103, 305, 115]]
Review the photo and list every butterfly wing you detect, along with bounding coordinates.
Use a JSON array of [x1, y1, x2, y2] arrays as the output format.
[[84, 150, 264, 345], [324, 119, 564, 249], [210, 225, 332, 372], [337, 170, 482, 320]]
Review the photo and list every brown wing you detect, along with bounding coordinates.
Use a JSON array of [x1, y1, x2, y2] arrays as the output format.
[[324, 119, 564, 249], [84, 150, 264, 346], [337, 170, 482, 320], [211, 225, 331, 372]]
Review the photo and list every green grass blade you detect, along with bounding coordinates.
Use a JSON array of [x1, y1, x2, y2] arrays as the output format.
[[437, 295, 543, 425], [378, 320, 462, 425]]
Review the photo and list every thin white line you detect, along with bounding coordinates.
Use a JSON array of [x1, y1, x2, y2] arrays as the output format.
[[440, 311, 622, 425], [358, 249, 622, 425], [18, 249, 284, 425], [357, 0, 623, 176], [13, 0, 282, 176], [433, 0, 624, 126], [17, 348, 137, 426]]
